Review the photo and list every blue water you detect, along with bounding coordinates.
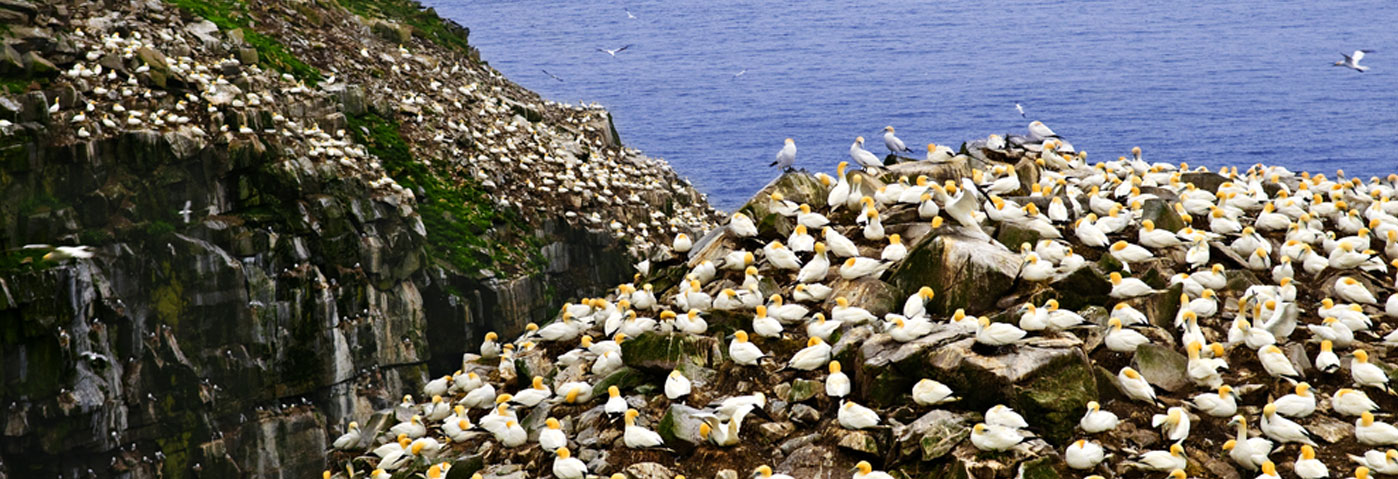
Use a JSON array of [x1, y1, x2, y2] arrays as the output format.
[[428, 0, 1398, 210]]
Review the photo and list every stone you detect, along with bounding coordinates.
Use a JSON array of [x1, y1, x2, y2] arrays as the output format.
[[715, 470, 738, 479], [21, 51, 55, 76], [780, 444, 851, 479], [620, 333, 719, 372], [624, 462, 674, 479], [779, 433, 820, 454], [887, 230, 1021, 316], [758, 422, 795, 441], [239, 47, 259, 66], [0, 44, 23, 76], [789, 404, 819, 424], [373, 20, 413, 44], [893, 409, 972, 462], [1180, 171, 1229, 193], [1309, 414, 1352, 444], [738, 172, 828, 239], [883, 157, 975, 186], [1132, 343, 1190, 392], [443, 454, 486, 479], [1140, 198, 1186, 232], [656, 404, 709, 445], [834, 428, 881, 454], [862, 334, 1096, 445], [788, 379, 819, 402]]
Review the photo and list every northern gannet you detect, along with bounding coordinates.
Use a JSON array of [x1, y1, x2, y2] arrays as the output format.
[[882, 126, 911, 154], [850, 137, 882, 170], [1335, 50, 1375, 72]]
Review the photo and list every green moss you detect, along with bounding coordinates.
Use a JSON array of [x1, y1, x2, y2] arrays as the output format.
[[346, 112, 539, 278], [337, 0, 473, 54], [145, 220, 176, 237], [165, 0, 322, 84], [151, 264, 187, 327]]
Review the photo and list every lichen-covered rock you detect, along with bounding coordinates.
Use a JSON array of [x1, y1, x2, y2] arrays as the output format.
[[886, 230, 1021, 315], [893, 409, 973, 462], [862, 333, 1095, 445], [1133, 343, 1190, 392], [620, 333, 720, 372]]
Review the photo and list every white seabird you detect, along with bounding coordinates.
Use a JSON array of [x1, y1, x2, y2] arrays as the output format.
[[850, 137, 883, 170], [1335, 50, 1375, 72]]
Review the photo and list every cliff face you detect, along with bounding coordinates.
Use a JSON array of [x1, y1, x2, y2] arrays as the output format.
[[0, 0, 716, 477]]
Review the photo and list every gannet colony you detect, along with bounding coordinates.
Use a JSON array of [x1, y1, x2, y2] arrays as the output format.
[[1, 1, 1397, 479]]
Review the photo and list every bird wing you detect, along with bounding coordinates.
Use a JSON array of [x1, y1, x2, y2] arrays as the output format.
[[1353, 50, 1366, 62], [616, 44, 634, 53]]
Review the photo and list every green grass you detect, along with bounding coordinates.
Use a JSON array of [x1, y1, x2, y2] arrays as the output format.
[[346, 112, 539, 278], [165, 0, 322, 84], [337, 0, 473, 54]]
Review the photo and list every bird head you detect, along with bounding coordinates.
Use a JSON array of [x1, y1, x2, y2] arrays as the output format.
[[883, 126, 895, 133], [753, 466, 773, 478], [836, 296, 850, 307], [828, 361, 841, 374], [1121, 367, 1141, 380], [1108, 272, 1123, 285], [855, 461, 873, 474], [1355, 349, 1371, 363], [734, 330, 749, 342], [555, 447, 571, 459], [807, 337, 823, 347], [1169, 444, 1184, 457]]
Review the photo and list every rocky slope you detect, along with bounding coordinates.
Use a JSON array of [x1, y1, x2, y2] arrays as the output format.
[[0, 0, 716, 477], [352, 131, 1398, 479]]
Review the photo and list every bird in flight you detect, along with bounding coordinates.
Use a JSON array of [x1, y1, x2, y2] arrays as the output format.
[[1334, 50, 1375, 72], [732, 69, 747, 79], [625, 7, 636, 19], [542, 69, 565, 82], [598, 45, 633, 57], [1015, 103, 1026, 118]]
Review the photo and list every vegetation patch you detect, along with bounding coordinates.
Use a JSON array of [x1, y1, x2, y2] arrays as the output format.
[[337, 0, 474, 54], [165, 0, 322, 84], [346, 112, 540, 278]]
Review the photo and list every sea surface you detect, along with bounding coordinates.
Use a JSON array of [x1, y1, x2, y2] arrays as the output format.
[[427, 0, 1398, 210]]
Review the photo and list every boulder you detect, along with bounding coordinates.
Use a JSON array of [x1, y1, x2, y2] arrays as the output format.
[[620, 333, 719, 372], [893, 409, 973, 462], [1140, 198, 1186, 232], [883, 158, 975, 187], [832, 428, 882, 454], [624, 462, 675, 479], [862, 334, 1096, 445], [887, 230, 1021, 315], [1132, 343, 1189, 392], [738, 172, 828, 240], [656, 404, 709, 445]]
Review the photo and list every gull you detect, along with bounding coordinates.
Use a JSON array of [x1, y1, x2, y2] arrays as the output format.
[[1335, 50, 1375, 72], [541, 70, 565, 82], [179, 200, 193, 223], [770, 138, 796, 170], [597, 45, 633, 57]]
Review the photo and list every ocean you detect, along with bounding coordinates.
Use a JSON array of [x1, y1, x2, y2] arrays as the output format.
[[426, 0, 1398, 210]]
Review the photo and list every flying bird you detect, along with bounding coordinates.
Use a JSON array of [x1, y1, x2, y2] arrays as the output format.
[[732, 69, 747, 79], [542, 70, 565, 82], [179, 200, 193, 223], [597, 45, 633, 57], [625, 7, 636, 19], [1015, 103, 1025, 118], [1334, 50, 1374, 72]]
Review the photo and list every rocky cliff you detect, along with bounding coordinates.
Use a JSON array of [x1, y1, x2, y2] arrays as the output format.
[[0, 0, 716, 477]]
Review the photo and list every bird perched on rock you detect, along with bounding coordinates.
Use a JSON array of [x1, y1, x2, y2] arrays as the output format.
[[770, 138, 796, 170]]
